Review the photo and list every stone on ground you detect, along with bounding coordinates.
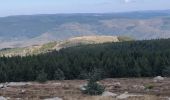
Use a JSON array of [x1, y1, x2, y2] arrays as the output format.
[[153, 76, 164, 82], [117, 92, 143, 99], [0, 96, 7, 100], [7, 82, 31, 87], [102, 91, 117, 97], [44, 97, 63, 100]]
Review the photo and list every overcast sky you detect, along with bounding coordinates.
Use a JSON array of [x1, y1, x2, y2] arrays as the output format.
[[0, 0, 170, 17]]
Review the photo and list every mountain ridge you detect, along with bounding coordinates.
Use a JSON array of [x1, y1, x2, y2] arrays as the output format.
[[0, 10, 170, 49]]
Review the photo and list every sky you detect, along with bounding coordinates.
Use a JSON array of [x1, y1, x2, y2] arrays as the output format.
[[0, 0, 170, 17]]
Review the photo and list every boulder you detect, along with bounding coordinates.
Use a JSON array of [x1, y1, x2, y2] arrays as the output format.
[[15, 98, 21, 100], [102, 91, 117, 97], [164, 97, 170, 100], [51, 83, 62, 86], [79, 84, 87, 91], [44, 97, 63, 100], [117, 92, 143, 99], [21, 89, 26, 93], [113, 82, 121, 88], [0, 96, 7, 100], [0, 83, 7, 89], [0, 84, 4, 88], [7, 82, 31, 87], [117, 92, 129, 99], [132, 85, 145, 90], [153, 76, 164, 82]]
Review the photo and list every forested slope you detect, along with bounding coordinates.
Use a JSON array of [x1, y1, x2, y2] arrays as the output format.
[[0, 39, 170, 82]]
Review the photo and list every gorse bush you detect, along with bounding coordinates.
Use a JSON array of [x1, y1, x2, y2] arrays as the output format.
[[82, 68, 105, 95], [83, 81, 105, 95], [144, 84, 154, 90], [82, 76, 105, 95]]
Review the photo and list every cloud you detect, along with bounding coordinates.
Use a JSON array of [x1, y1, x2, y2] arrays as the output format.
[[124, 0, 132, 3], [124, 0, 130, 3]]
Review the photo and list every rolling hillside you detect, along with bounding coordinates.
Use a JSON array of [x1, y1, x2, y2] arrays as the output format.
[[0, 35, 131, 57]]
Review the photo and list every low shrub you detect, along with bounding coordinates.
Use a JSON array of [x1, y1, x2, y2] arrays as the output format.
[[144, 84, 154, 89], [82, 79, 105, 95]]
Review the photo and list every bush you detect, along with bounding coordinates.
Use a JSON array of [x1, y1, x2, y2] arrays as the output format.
[[54, 69, 65, 80], [36, 70, 47, 83], [144, 84, 154, 89], [82, 80, 105, 95], [81, 68, 105, 95]]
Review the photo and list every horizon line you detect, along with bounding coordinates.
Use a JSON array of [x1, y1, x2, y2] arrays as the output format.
[[1, 9, 170, 18]]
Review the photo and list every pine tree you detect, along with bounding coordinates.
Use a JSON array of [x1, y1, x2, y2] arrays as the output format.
[[36, 70, 47, 83], [54, 69, 65, 80]]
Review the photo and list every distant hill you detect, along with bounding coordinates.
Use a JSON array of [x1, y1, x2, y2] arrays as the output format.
[[0, 35, 132, 57], [0, 10, 170, 49]]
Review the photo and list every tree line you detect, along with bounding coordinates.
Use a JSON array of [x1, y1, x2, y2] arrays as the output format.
[[0, 39, 170, 82]]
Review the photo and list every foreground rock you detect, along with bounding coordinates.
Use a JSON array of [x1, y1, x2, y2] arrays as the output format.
[[117, 92, 143, 99], [0, 83, 8, 89], [153, 76, 164, 82], [0, 82, 32, 89], [132, 85, 145, 90], [0, 84, 4, 88], [79, 84, 87, 91], [113, 82, 121, 88], [102, 91, 117, 97], [50, 83, 62, 86], [7, 82, 32, 87], [44, 97, 63, 100], [0, 96, 8, 100]]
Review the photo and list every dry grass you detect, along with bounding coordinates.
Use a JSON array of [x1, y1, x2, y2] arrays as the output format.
[[0, 35, 119, 57], [0, 78, 170, 100], [69, 35, 119, 43]]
